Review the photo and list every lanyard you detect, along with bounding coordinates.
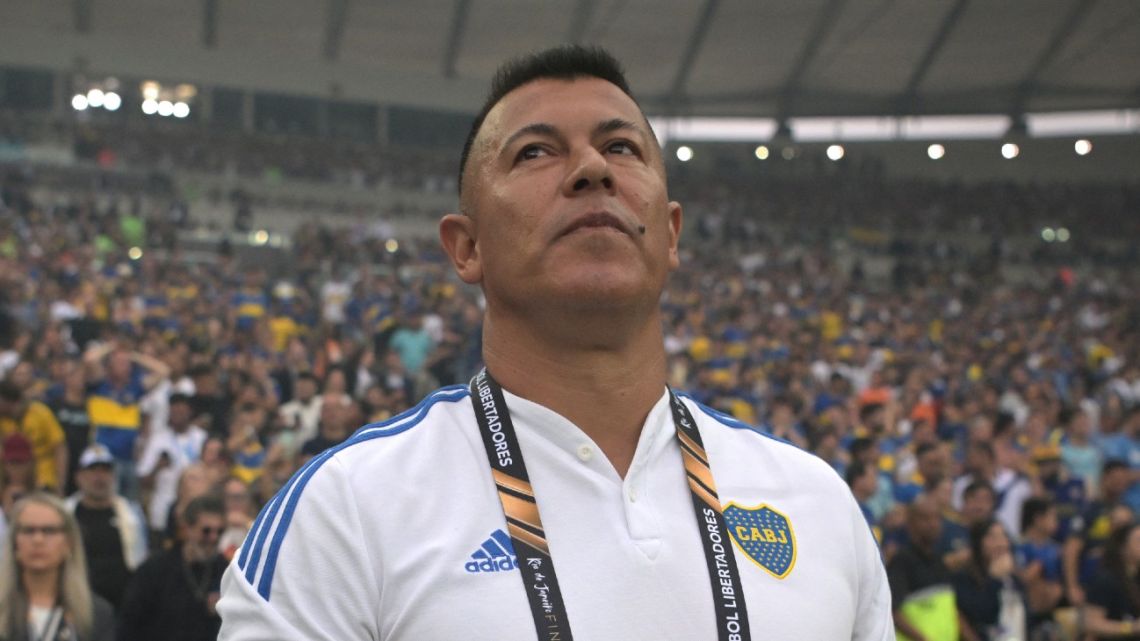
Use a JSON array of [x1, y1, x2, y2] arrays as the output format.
[[469, 369, 751, 641]]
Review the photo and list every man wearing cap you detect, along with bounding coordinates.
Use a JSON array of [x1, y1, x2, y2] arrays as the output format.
[[0, 379, 66, 493], [1, 432, 37, 505], [65, 443, 149, 609]]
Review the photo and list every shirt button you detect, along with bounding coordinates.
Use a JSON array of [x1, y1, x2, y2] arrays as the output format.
[[628, 488, 638, 502], [577, 445, 594, 462]]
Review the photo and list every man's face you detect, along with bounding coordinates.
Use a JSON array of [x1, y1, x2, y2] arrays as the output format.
[[962, 488, 995, 524], [184, 512, 224, 562], [77, 464, 115, 502], [169, 401, 192, 430], [448, 77, 682, 315]]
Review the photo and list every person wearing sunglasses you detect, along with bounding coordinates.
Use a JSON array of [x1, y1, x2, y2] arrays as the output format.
[[118, 494, 226, 641], [0, 492, 115, 641]]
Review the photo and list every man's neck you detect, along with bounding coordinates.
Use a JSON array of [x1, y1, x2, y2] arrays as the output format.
[[482, 309, 668, 478]]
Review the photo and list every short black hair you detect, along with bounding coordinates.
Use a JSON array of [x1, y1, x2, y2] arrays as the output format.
[[845, 459, 871, 488], [457, 45, 638, 197], [182, 494, 225, 527], [1020, 497, 1054, 535], [964, 480, 996, 501]]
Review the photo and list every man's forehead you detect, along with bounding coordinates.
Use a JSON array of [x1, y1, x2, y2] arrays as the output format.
[[478, 77, 650, 151]]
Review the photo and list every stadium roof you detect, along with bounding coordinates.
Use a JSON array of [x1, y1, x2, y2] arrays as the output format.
[[2, 0, 1138, 120]]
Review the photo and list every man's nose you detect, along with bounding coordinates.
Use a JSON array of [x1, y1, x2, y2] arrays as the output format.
[[563, 146, 613, 194]]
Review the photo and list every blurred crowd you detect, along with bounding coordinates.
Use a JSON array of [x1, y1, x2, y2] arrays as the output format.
[[1, 146, 1139, 640]]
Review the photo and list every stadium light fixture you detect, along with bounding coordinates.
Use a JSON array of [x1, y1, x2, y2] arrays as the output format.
[[826, 145, 845, 161], [1041, 228, 1055, 242], [157, 101, 175, 117], [1056, 228, 1071, 242], [676, 146, 693, 162], [103, 92, 122, 111], [71, 94, 89, 111], [1074, 139, 1092, 156], [781, 147, 796, 160], [142, 99, 159, 115], [86, 89, 105, 108], [927, 144, 945, 160], [1001, 143, 1019, 159], [754, 145, 769, 160], [173, 102, 191, 119]]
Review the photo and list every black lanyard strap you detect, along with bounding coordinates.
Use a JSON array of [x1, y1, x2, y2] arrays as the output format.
[[471, 370, 574, 641], [469, 370, 751, 641]]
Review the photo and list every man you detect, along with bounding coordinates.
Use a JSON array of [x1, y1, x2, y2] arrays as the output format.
[[137, 393, 208, 540], [219, 46, 890, 640], [0, 379, 67, 493], [887, 494, 957, 641], [276, 371, 322, 445], [83, 342, 171, 499], [1062, 460, 1133, 605], [120, 494, 227, 641], [65, 443, 149, 609], [952, 440, 1031, 540]]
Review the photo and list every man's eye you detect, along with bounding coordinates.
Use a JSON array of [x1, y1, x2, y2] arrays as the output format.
[[607, 141, 636, 155], [517, 145, 548, 161]]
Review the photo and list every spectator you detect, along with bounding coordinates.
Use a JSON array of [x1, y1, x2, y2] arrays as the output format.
[[0, 492, 115, 640], [118, 494, 226, 641], [64, 444, 148, 610], [1031, 443, 1087, 542], [1, 433, 38, 544], [276, 371, 322, 445], [1063, 460, 1134, 605], [82, 343, 171, 500], [0, 380, 67, 494], [952, 518, 1026, 641], [136, 393, 207, 542], [1082, 522, 1140, 640], [847, 458, 881, 541], [887, 494, 958, 640], [46, 361, 93, 496], [1015, 497, 1064, 633], [1060, 408, 1103, 495], [954, 441, 1032, 542]]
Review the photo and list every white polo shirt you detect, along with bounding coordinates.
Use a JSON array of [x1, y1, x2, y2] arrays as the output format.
[[219, 385, 892, 640]]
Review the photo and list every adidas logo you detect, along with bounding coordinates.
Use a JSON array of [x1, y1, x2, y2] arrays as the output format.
[[464, 529, 518, 573]]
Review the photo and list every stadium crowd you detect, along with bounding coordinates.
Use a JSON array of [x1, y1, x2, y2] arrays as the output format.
[[1, 151, 1139, 641]]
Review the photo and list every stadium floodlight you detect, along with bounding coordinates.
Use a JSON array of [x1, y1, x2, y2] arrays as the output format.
[[927, 144, 945, 160], [1056, 228, 1071, 243], [103, 92, 122, 111], [1041, 228, 1055, 242], [781, 147, 796, 160], [157, 101, 175, 117], [142, 99, 159, 115], [1001, 143, 1019, 159], [826, 145, 845, 161], [676, 146, 693, 162], [1074, 139, 1092, 156], [71, 94, 89, 111], [754, 145, 769, 160], [173, 102, 190, 119], [86, 89, 105, 108]]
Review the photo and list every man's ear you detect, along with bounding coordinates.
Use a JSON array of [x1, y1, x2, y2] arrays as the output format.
[[666, 201, 683, 270], [439, 213, 483, 285]]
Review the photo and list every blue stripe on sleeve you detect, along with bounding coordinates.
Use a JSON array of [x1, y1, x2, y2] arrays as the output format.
[[252, 387, 469, 600]]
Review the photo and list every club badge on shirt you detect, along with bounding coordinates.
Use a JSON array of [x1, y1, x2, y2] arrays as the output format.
[[723, 502, 797, 579]]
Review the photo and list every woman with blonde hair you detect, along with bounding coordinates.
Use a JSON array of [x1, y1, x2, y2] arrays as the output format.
[[0, 492, 114, 641]]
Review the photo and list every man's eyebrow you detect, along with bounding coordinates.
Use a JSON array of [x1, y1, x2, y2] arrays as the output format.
[[500, 118, 646, 154], [501, 123, 559, 154], [595, 118, 643, 138]]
